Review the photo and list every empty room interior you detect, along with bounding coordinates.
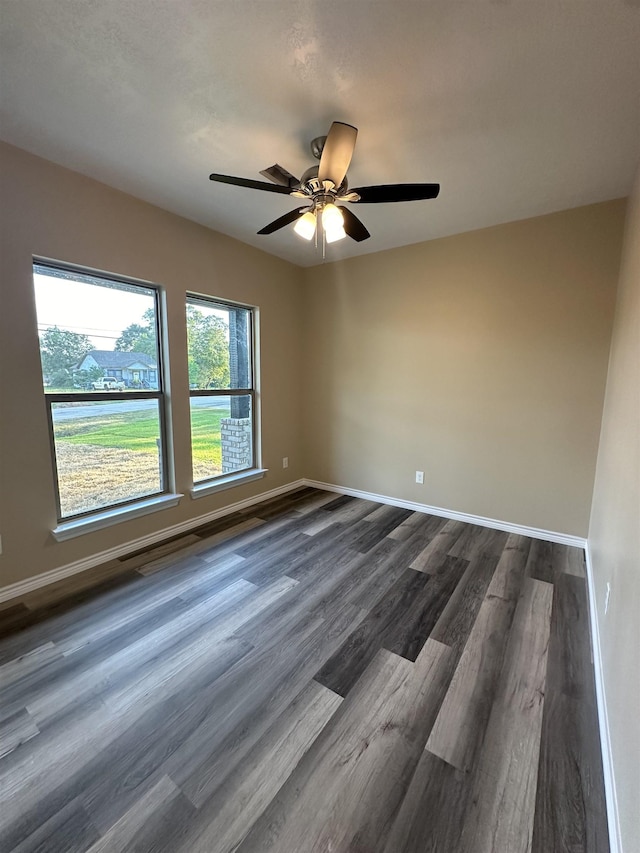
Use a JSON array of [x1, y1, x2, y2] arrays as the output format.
[[0, 3, 638, 852]]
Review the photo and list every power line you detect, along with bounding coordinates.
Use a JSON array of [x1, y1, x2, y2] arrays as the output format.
[[37, 323, 130, 335]]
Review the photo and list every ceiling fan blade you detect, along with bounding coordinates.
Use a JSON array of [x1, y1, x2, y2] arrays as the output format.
[[352, 183, 440, 203], [318, 122, 358, 187], [259, 164, 300, 188], [257, 208, 307, 235], [340, 206, 370, 242], [209, 173, 292, 195]]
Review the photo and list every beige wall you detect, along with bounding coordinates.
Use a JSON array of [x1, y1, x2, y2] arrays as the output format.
[[302, 201, 625, 536], [0, 139, 628, 593], [589, 163, 640, 851], [0, 142, 304, 587]]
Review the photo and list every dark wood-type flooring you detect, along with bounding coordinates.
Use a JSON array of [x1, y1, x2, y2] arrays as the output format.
[[0, 488, 609, 852]]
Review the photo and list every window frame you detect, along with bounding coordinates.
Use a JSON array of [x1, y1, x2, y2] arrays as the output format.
[[186, 293, 258, 487], [34, 259, 171, 524]]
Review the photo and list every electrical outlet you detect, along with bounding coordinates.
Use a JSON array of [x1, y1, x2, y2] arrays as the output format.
[[282, 457, 289, 469], [415, 471, 424, 484], [605, 582, 611, 615]]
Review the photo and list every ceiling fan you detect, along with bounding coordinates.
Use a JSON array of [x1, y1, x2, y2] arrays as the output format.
[[209, 122, 440, 245]]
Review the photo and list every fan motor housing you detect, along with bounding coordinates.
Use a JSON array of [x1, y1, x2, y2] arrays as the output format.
[[299, 165, 348, 197]]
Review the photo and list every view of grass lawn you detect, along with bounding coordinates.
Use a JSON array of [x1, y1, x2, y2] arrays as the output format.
[[52, 405, 231, 515], [189, 407, 230, 464], [56, 407, 230, 463]]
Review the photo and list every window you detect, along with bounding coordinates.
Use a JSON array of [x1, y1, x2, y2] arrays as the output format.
[[186, 295, 257, 486], [33, 262, 169, 521]]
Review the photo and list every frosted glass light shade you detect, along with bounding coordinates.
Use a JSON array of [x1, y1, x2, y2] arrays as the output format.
[[294, 211, 316, 240], [325, 224, 346, 243], [321, 203, 344, 232]]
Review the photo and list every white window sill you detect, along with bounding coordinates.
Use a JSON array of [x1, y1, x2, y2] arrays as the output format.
[[52, 493, 183, 542], [190, 468, 268, 500]]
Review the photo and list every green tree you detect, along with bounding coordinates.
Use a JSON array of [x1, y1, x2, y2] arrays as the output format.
[[72, 365, 104, 389], [114, 308, 157, 357], [115, 306, 230, 389], [187, 306, 229, 388], [40, 327, 92, 388]]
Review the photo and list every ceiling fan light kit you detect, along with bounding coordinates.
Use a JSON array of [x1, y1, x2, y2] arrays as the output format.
[[209, 121, 440, 250], [293, 210, 317, 241]]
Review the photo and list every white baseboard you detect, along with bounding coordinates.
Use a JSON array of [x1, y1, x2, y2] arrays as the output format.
[[0, 479, 307, 604], [584, 543, 622, 853], [1, 476, 586, 600], [302, 479, 587, 548]]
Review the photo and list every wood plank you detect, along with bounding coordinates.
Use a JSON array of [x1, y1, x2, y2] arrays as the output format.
[[386, 510, 432, 541], [0, 642, 61, 687], [531, 573, 609, 853], [104, 578, 296, 716], [0, 571, 143, 664], [22, 580, 258, 726], [301, 513, 338, 535], [20, 562, 133, 612], [0, 595, 189, 720], [242, 526, 355, 586], [532, 693, 609, 853], [79, 650, 251, 834], [409, 518, 466, 571], [118, 533, 202, 571], [164, 601, 364, 804], [384, 554, 468, 661], [196, 514, 291, 554], [236, 641, 453, 853], [459, 577, 553, 853], [363, 503, 410, 523], [314, 567, 431, 696], [0, 568, 179, 664], [350, 509, 414, 552], [553, 542, 586, 578], [0, 708, 40, 759], [426, 534, 531, 770], [321, 496, 380, 523], [526, 538, 555, 584], [231, 552, 366, 653], [383, 749, 470, 853], [340, 537, 412, 614], [178, 681, 342, 852], [83, 775, 195, 853], [430, 552, 500, 655], [135, 520, 262, 575], [448, 523, 509, 561], [9, 797, 100, 853], [289, 489, 342, 515], [361, 504, 414, 529], [322, 494, 357, 511], [0, 638, 251, 847], [0, 604, 32, 640], [544, 572, 596, 699]]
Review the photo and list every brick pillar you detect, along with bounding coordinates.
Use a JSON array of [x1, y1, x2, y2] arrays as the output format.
[[221, 417, 252, 474]]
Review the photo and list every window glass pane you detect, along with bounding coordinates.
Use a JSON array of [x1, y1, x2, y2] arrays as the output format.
[[190, 395, 253, 482], [51, 399, 164, 517], [33, 265, 159, 393], [186, 299, 251, 390]]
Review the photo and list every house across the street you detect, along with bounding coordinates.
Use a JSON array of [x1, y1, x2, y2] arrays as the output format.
[[77, 350, 158, 388]]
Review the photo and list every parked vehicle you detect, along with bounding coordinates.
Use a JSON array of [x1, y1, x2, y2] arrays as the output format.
[[91, 376, 126, 390]]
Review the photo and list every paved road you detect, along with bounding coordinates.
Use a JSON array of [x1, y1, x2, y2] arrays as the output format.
[[52, 396, 231, 421]]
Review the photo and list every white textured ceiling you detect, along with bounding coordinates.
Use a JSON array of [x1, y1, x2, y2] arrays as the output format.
[[1, 1, 639, 267]]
